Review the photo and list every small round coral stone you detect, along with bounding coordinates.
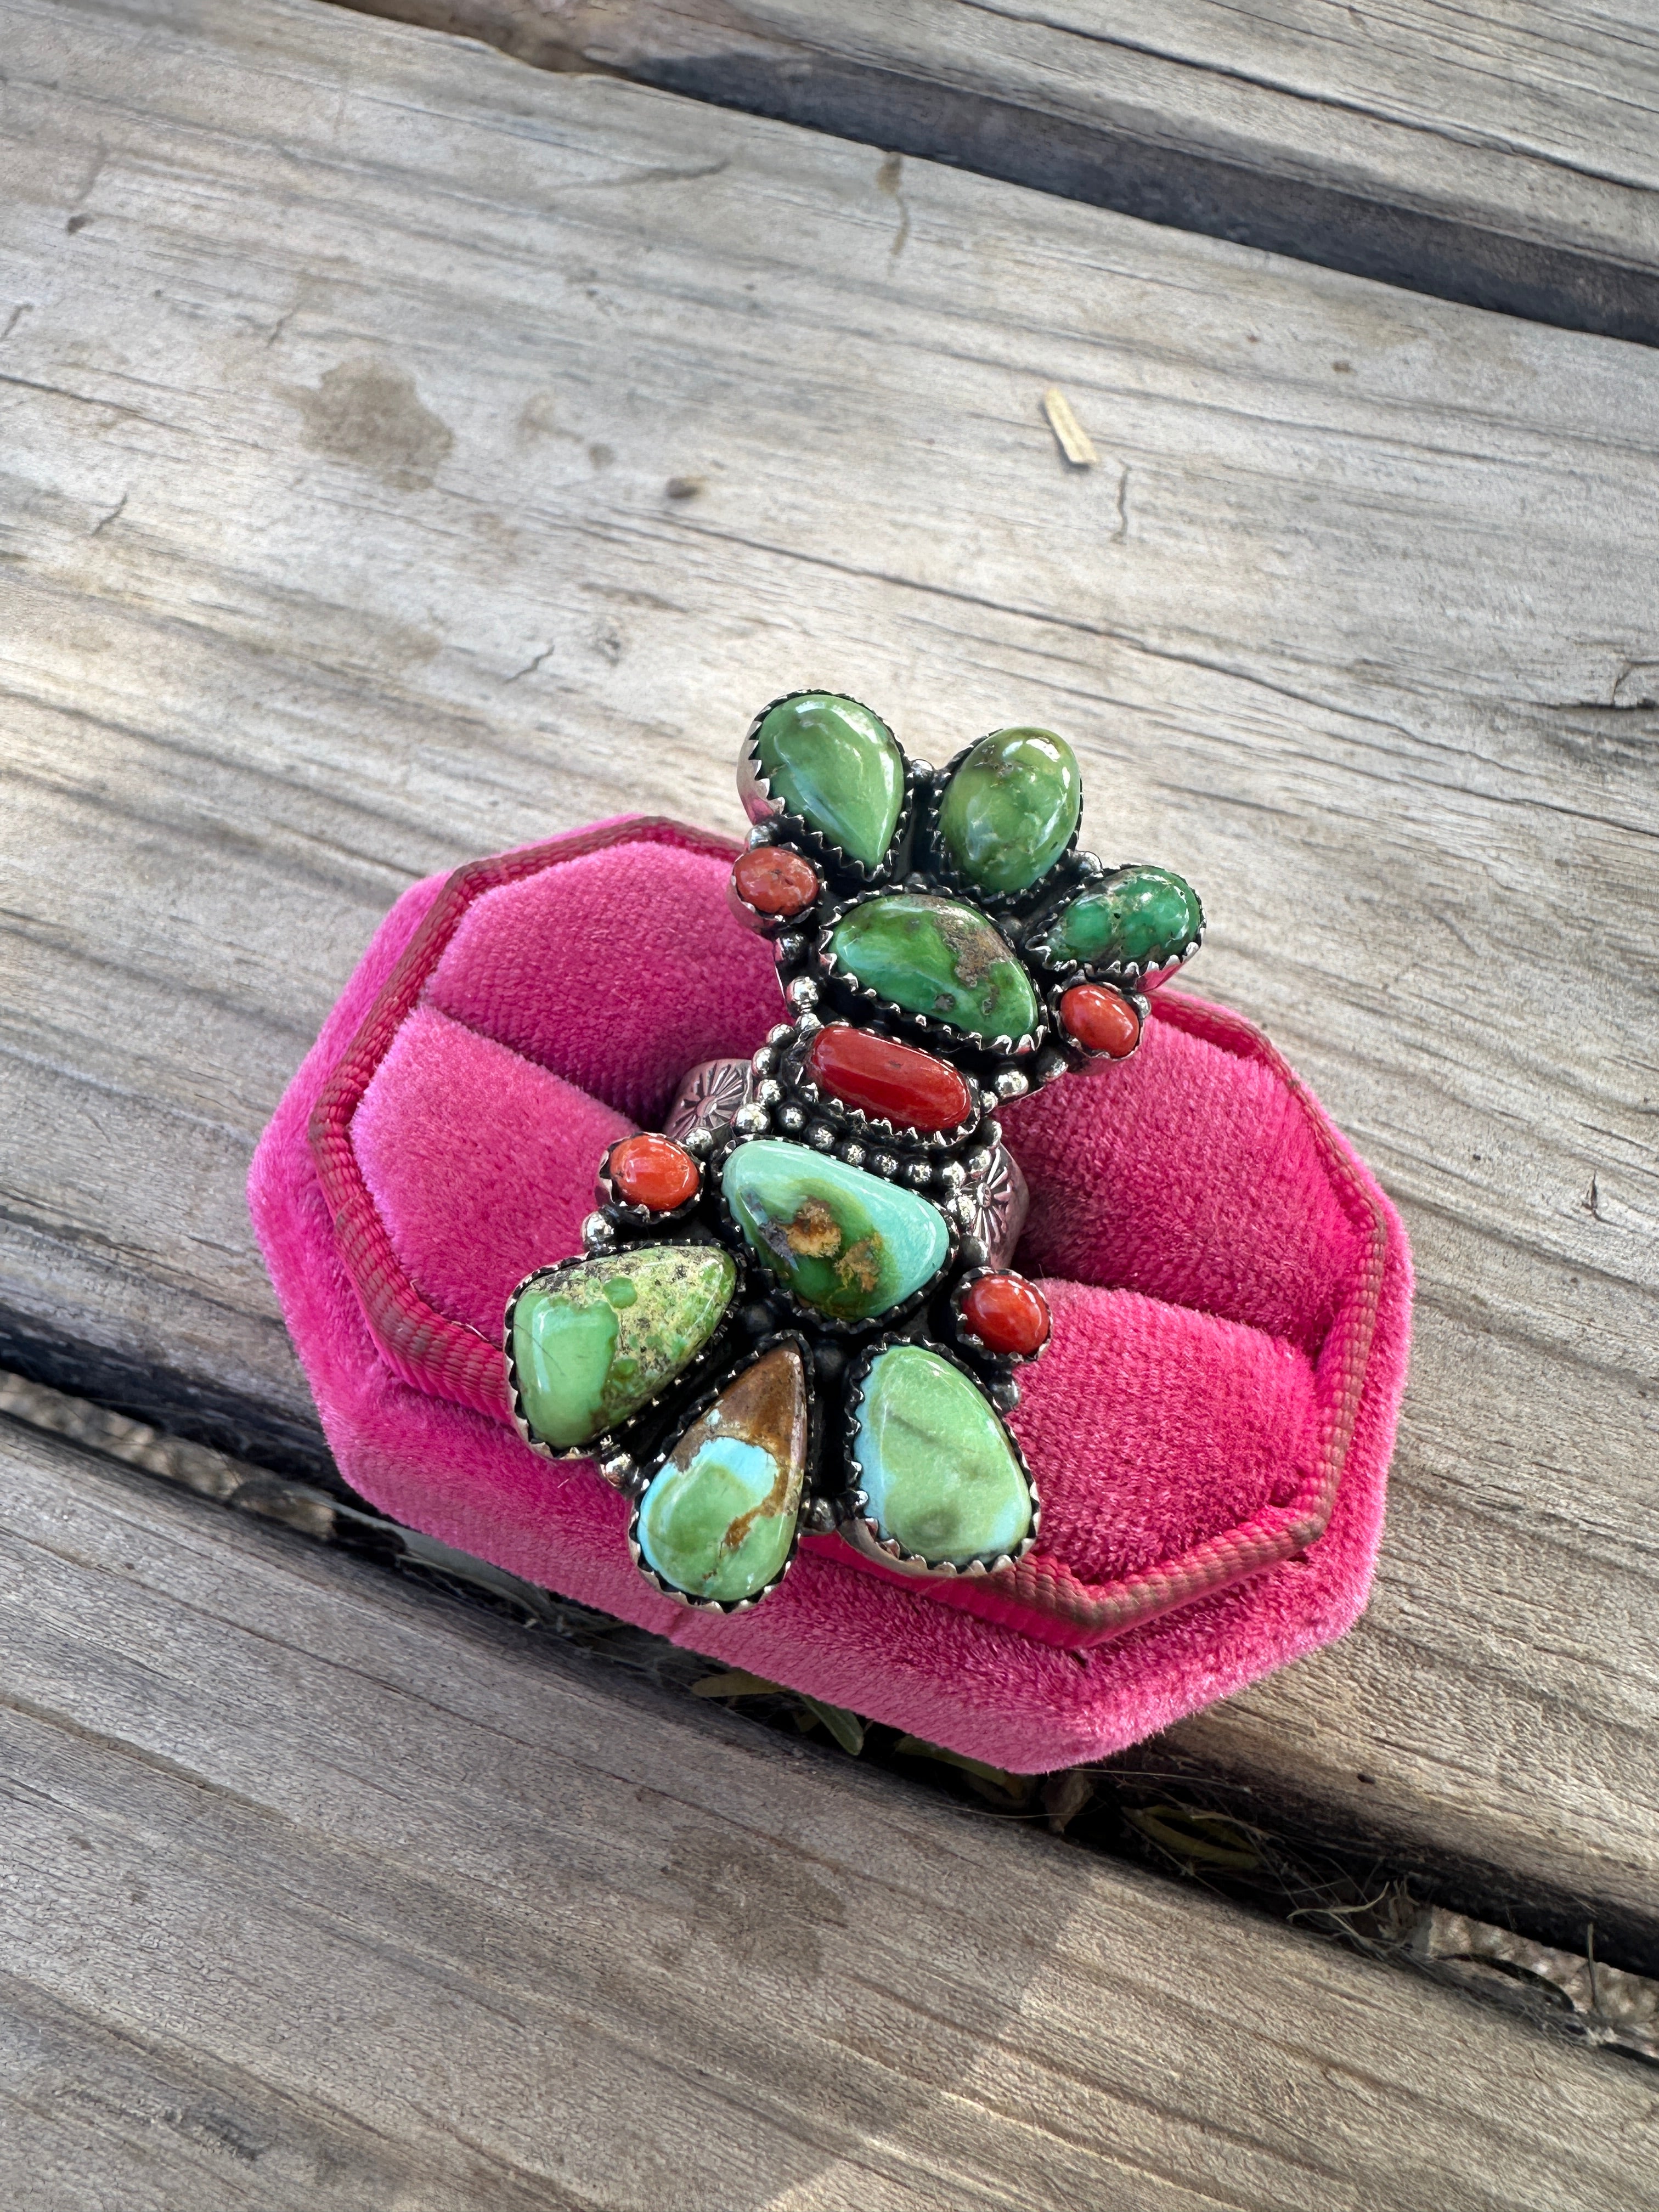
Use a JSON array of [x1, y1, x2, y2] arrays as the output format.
[[732, 845, 820, 919], [961, 1273, 1051, 1358], [610, 1133, 701, 1212], [806, 1024, 974, 1132], [1060, 982, 1141, 1058]]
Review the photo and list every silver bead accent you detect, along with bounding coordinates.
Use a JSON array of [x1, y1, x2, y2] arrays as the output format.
[[1075, 850, 1104, 877], [964, 1148, 994, 1177], [775, 932, 805, 963], [732, 1102, 771, 1136], [935, 1159, 967, 1190], [747, 821, 779, 848], [990, 1380, 1021, 1414], [838, 1142, 867, 1167], [799, 1496, 839, 1536], [581, 1211, 616, 1250], [751, 1046, 776, 1076], [871, 1152, 899, 1178], [768, 1023, 794, 1046], [778, 1102, 807, 1132], [753, 1079, 784, 1108], [795, 1010, 822, 1035], [806, 1122, 836, 1152], [599, 1451, 640, 1493], [681, 1125, 714, 1158], [904, 1158, 933, 1186], [993, 1068, 1029, 1101], [786, 977, 819, 1010]]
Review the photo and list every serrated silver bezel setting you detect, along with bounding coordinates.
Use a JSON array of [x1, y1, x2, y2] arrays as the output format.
[[814, 883, 1047, 1060], [840, 1335, 1041, 1578], [501, 691, 1203, 1615], [627, 1330, 819, 1612]]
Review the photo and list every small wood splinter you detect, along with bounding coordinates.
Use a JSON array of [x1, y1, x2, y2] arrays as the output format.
[[1042, 385, 1097, 467]]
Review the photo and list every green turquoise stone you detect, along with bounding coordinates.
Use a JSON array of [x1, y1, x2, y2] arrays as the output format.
[[1039, 864, 1203, 973], [753, 692, 905, 868], [511, 1245, 736, 1451], [636, 1342, 809, 1602], [721, 1139, 949, 1321], [828, 893, 1040, 1043], [936, 726, 1080, 895], [854, 1345, 1032, 1567]]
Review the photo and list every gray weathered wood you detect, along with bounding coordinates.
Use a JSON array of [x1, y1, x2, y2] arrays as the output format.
[[1, 0, 1656, 1965], [335, 0, 1659, 341], [4, 1413, 1656, 2212]]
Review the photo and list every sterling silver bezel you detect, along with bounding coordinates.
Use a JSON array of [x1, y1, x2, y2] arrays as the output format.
[[916, 729, 1084, 916], [839, 1335, 1041, 1579], [627, 1330, 819, 1613], [593, 1135, 706, 1230], [503, 1245, 741, 1469], [771, 1017, 990, 1155], [1024, 862, 1206, 985], [712, 1127, 960, 1339], [814, 885, 1047, 1060], [950, 1264, 1054, 1369], [738, 690, 916, 890], [1039, 977, 1153, 1069]]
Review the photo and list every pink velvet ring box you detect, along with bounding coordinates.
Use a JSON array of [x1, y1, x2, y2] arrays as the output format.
[[249, 816, 1413, 1771]]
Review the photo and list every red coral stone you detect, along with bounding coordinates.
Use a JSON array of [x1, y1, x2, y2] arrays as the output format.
[[1060, 981, 1141, 1059], [609, 1133, 701, 1212], [806, 1024, 974, 1132], [961, 1273, 1051, 1358], [732, 845, 820, 919]]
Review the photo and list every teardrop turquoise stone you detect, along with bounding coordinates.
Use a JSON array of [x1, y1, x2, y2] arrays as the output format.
[[636, 1342, 809, 1602], [937, 727, 1080, 895], [752, 692, 905, 868], [827, 893, 1040, 1043], [853, 1345, 1032, 1567], [721, 1139, 949, 1320], [1037, 864, 1203, 973], [511, 1245, 736, 1450]]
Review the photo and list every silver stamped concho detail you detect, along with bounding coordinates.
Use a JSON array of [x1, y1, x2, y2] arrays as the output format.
[[664, 1058, 1029, 1269], [960, 1139, 1029, 1269], [662, 1056, 757, 1147]]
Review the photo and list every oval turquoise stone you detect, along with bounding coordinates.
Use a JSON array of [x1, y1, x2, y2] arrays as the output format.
[[752, 692, 905, 868], [721, 1139, 949, 1320], [636, 1342, 809, 1602], [854, 1345, 1032, 1567], [827, 893, 1041, 1044], [1038, 864, 1203, 973], [511, 1245, 736, 1451], [936, 726, 1080, 895]]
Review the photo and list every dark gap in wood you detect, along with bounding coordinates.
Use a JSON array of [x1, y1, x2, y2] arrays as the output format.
[[329, 3, 1659, 349], [12, 1352, 1655, 1989], [0, 1308, 337, 1489], [631, 52, 1659, 349]]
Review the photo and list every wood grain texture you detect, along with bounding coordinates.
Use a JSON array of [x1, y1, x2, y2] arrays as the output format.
[[4, 1412, 1657, 2212], [334, 0, 1659, 341], [1, 0, 1656, 1961]]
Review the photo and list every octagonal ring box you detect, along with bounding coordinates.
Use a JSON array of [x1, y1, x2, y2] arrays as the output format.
[[249, 816, 1412, 1772]]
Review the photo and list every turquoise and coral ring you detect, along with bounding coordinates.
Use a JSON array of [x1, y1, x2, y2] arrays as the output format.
[[504, 691, 1204, 1613]]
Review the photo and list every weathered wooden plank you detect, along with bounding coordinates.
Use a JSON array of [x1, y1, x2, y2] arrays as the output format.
[[4, 1413, 1656, 2212], [336, 0, 1659, 341], [1, 0, 1656, 1966]]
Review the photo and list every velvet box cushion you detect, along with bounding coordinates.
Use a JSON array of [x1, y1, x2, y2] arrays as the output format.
[[250, 817, 1412, 1771]]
